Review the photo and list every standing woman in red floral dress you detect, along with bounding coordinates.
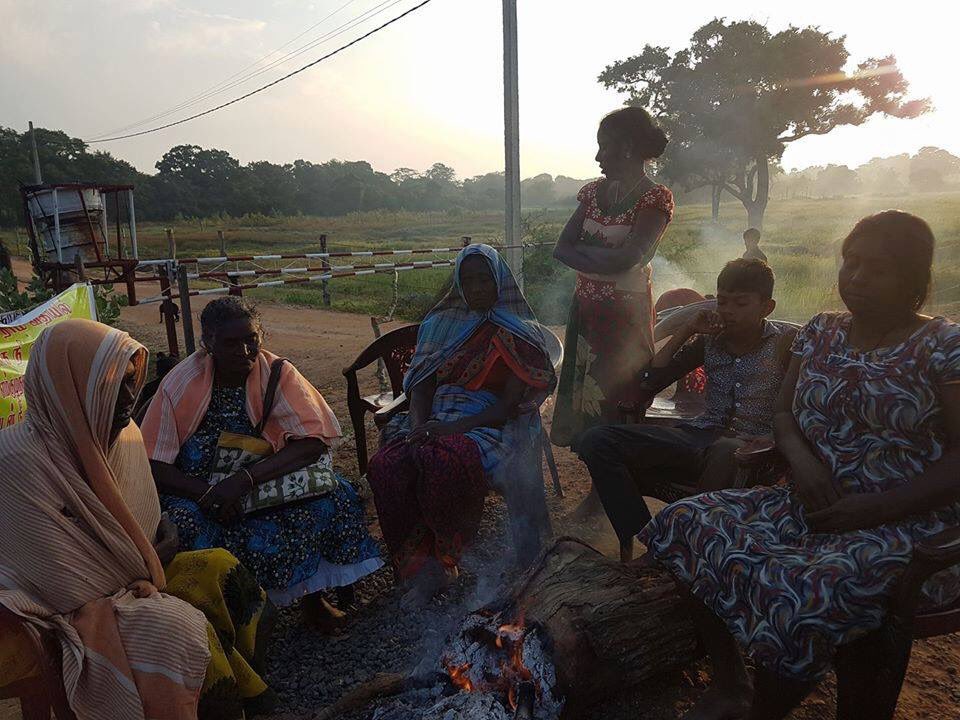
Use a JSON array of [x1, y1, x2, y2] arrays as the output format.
[[551, 107, 674, 449]]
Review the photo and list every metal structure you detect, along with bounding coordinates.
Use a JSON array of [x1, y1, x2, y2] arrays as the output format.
[[20, 182, 140, 301], [15, 176, 553, 362]]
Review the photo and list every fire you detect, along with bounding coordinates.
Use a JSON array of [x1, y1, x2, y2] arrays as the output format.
[[495, 613, 534, 711], [444, 610, 538, 713], [443, 658, 475, 693]]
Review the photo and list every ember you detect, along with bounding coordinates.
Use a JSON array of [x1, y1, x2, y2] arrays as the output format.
[[438, 607, 558, 719], [443, 659, 475, 693]]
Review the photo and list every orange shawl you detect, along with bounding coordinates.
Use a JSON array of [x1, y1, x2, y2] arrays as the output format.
[[0, 319, 209, 719], [140, 349, 341, 464]]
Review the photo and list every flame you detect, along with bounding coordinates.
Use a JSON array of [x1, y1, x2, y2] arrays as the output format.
[[445, 610, 538, 712], [443, 658, 475, 693], [495, 611, 534, 711]]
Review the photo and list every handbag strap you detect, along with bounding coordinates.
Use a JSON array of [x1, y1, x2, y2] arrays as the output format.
[[255, 359, 287, 435]]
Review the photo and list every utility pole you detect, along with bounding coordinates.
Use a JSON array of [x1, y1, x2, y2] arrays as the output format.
[[502, 0, 523, 289], [29, 122, 42, 184]]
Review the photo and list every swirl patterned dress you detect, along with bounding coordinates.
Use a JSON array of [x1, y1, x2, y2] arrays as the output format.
[[640, 312, 960, 680], [551, 180, 674, 446]]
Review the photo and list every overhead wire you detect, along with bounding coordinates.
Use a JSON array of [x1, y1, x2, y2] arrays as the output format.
[[86, 0, 410, 141], [90, 0, 367, 140]]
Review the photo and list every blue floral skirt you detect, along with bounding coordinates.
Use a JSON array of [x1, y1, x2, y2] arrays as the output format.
[[161, 476, 382, 606]]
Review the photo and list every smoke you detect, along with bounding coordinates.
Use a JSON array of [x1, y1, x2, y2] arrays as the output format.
[[651, 223, 746, 298]]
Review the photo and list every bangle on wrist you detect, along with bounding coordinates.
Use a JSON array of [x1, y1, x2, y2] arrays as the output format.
[[241, 468, 255, 492], [197, 485, 215, 505]]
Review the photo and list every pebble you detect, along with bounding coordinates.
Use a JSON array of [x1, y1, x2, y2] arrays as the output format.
[[263, 498, 512, 719]]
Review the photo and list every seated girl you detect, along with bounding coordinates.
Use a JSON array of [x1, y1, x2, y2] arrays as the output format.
[[367, 244, 556, 604], [0, 319, 274, 719], [641, 211, 960, 719], [141, 297, 382, 627]]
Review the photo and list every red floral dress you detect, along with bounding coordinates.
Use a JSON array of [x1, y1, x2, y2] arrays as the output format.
[[551, 180, 674, 446]]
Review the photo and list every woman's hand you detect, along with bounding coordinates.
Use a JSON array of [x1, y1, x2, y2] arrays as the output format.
[[153, 515, 180, 566], [806, 493, 887, 533], [198, 473, 251, 524], [790, 452, 841, 513], [406, 420, 462, 447]]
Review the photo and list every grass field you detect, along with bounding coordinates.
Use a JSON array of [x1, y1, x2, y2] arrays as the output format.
[[3, 192, 959, 324]]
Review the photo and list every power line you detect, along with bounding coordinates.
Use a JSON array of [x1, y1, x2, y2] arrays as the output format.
[[89, 0, 364, 140], [86, 0, 431, 143], [88, 0, 401, 141]]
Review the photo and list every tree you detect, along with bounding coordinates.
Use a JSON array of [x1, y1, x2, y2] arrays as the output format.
[[599, 19, 929, 227], [815, 164, 862, 197], [909, 146, 960, 192], [243, 161, 298, 215], [424, 163, 457, 184], [521, 173, 557, 208], [858, 154, 910, 195], [155, 145, 244, 217]]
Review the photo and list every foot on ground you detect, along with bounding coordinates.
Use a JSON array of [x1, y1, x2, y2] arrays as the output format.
[[302, 593, 348, 633]]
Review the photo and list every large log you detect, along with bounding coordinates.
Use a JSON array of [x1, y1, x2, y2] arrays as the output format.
[[512, 537, 699, 712], [320, 537, 700, 719]]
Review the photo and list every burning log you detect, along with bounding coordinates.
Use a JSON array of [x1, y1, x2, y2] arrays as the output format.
[[327, 537, 700, 719], [514, 537, 699, 713], [437, 536, 700, 717]]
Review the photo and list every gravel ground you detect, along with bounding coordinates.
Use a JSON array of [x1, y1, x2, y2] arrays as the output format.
[[262, 496, 518, 720], [258, 491, 704, 720]]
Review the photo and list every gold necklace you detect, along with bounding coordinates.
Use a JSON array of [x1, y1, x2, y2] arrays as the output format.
[[612, 175, 648, 205]]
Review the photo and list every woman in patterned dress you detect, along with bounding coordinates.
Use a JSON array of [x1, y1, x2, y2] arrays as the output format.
[[142, 298, 382, 628], [551, 107, 674, 449], [641, 211, 960, 719]]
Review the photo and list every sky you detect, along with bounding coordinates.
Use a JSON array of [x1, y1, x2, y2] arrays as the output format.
[[1, 0, 956, 180]]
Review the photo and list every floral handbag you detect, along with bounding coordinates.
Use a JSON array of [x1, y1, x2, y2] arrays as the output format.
[[207, 359, 338, 514]]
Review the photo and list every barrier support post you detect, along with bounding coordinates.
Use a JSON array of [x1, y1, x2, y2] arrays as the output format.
[[320, 234, 331, 307], [177, 263, 196, 355]]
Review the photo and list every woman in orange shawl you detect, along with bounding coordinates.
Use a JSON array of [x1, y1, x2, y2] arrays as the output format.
[[141, 297, 381, 625], [0, 319, 275, 719]]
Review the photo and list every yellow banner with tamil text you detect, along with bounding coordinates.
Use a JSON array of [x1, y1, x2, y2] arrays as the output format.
[[0, 284, 98, 427]]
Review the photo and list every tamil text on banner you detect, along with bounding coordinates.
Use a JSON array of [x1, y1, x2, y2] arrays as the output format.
[[0, 284, 98, 427]]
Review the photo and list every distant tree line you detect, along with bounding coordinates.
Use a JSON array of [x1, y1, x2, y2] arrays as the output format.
[[677, 146, 960, 205], [0, 126, 586, 228], [3, 126, 955, 230]]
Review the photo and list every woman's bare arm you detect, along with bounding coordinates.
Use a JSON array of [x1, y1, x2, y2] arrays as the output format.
[[150, 460, 209, 501], [408, 374, 437, 429], [774, 355, 841, 511], [555, 209, 667, 275]]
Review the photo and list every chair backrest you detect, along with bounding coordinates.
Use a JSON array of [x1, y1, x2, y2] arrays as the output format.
[[343, 323, 420, 396], [540, 325, 563, 373]]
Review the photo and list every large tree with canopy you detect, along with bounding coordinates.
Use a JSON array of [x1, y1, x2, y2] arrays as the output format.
[[599, 19, 930, 227]]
